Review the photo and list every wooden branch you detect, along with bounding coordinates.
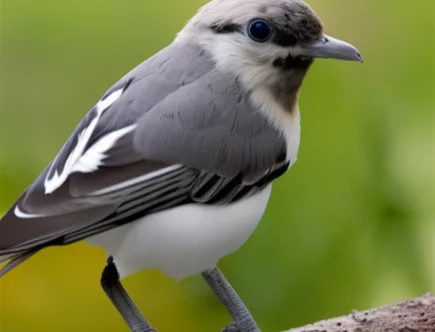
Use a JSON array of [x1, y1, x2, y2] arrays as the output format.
[[283, 294, 435, 332]]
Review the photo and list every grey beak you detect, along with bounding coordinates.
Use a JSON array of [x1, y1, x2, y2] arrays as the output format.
[[300, 34, 363, 62]]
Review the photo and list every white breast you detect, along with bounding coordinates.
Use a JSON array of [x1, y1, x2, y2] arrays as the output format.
[[87, 185, 272, 280]]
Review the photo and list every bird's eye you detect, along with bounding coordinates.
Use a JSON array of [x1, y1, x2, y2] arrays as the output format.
[[248, 19, 272, 42]]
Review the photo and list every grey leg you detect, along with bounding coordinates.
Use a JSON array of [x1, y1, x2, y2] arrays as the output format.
[[202, 267, 260, 332], [222, 322, 241, 332], [101, 256, 157, 332]]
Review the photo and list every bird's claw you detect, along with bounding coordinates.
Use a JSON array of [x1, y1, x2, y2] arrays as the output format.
[[221, 321, 260, 332], [221, 322, 240, 332]]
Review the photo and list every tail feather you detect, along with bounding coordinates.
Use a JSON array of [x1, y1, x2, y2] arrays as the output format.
[[0, 250, 39, 278], [0, 253, 17, 263]]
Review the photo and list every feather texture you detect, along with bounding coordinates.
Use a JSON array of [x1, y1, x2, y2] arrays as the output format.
[[0, 41, 290, 262]]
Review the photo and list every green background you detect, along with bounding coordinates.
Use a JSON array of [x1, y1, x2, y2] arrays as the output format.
[[0, 0, 434, 331]]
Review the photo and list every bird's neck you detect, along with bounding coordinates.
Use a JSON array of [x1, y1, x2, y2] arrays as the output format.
[[249, 86, 301, 166], [268, 83, 301, 113]]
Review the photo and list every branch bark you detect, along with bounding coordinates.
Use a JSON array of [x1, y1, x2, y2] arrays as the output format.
[[283, 294, 435, 332]]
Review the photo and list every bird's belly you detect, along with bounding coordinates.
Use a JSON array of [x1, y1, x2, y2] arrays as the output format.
[[87, 185, 272, 280]]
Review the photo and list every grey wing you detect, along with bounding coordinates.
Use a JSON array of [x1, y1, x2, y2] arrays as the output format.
[[0, 42, 210, 255], [0, 42, 289, 260], [63, 72, 291, 245]]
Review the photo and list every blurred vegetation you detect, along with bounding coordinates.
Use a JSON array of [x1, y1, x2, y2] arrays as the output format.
[[0, 0, 434, 331]]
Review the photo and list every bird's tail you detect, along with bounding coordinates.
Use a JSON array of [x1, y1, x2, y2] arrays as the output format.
[[0, 250, 39, 278], [0, 253, 17, 263]]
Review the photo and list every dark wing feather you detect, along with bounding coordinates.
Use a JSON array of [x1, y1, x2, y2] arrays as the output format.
[[0, 42, 290, 262], [0, 42, 212, 254]]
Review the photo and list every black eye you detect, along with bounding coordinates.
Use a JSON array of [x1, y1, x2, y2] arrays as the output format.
[[248, 19, 272, 42]]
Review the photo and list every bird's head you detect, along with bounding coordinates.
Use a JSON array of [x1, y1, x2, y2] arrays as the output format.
[[177, 0, 362, 105]]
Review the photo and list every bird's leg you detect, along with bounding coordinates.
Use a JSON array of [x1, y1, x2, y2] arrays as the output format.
[[202, 267, 260, 332], [221, 322, 241, 332], [101, 256, 157, 332]]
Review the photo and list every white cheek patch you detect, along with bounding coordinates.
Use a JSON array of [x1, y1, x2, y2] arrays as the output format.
[[44, 88, 125, 195]]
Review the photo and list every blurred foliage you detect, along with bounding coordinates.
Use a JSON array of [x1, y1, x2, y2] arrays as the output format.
[[0, 0, 434, 331]]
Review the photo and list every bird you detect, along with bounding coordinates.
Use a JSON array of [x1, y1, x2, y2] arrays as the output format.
[[0, 0, 362, 331]]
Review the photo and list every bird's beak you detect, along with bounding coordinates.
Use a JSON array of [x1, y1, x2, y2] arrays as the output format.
[[299, 34, 363, 62]]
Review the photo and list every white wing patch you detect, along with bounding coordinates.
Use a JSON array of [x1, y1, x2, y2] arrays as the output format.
[[89, 164, 183, 196], [72, 124, 137, 173], [14, 205, 46, 219], [44, 88, 124, 194]]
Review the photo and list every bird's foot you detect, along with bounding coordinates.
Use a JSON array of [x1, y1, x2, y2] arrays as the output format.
[[222, 322, 240, 332], [222, 321, 260, 332], [202, 267, 260, 332]]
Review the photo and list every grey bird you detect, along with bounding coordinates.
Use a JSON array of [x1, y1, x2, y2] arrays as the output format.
[[0, 0, 362, 331]]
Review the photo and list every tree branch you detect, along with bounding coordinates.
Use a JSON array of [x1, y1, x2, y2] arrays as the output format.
[[283, 294, 435, 332]]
